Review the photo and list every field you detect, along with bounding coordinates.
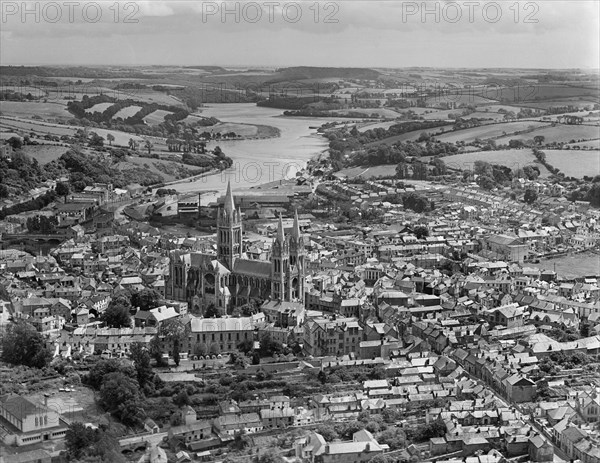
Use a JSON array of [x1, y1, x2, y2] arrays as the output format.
[[0, 116, 144, 147], [21, 144, 69, 165], [542, 150, 600, 178], [335, 164, 398, 179], [143, 109, 174, 126], [85, 102, 114, 114], [112, 105, 143, 120], [442, 149, 549, 175], [494, 124, 600, 145], [0, 101, 71, 120], [357, 121, 400, 133], [434, 121, 549, 144], [528, 252, 600, 278], [425, 94, 497, 107], [521, 85, 599, 101], [365, 124, 454, 147], [566, 140, 600, 149], [328, 108, 400, 118], [201, 122, 258, 137], [524, 99, 599, 110]]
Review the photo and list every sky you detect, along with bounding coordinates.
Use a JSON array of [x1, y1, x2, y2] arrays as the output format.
[[1, 0, 599, 69]]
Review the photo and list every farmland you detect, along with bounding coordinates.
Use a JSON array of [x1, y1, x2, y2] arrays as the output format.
[[442, 149, 550, 175], [434, 121, 549, 144], [112, 105, 143, 120], [143, 109, 174, 126], [494, 124, 600, 145], [85, 102, 114, 114], [21, 144, 69, 165], [0, 101, 70, 120], [335, 164, 398, 179], [542, 149, 600, 178], [0, 116, 145, 147]]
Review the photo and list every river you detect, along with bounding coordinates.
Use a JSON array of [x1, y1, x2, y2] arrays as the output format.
[[169, 103, 334, 195]]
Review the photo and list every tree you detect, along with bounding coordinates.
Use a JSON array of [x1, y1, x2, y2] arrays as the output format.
[[88, 132, 104, 147], [128, 138, 138, 150], [315, 423, 339, 442], [65, 422, 98, 459], [524, 188, 538, 204], [259, 332, 283, 357], [98, 372, 144, 426], [173, 339, 181, 367], [377, 426, 407, 450], [534, 135, 545, 146], [101, 302, 131, 328], [368, 455, 394, 463], [414, 226, 429, 239], [129, 342, 154, 391], [173, 390, 191, 407], [205, 303, 220, 318], [85, 358, 136, 390], [144, 140, 153, 155], [1, 320, 52, 368], [55, 181, 70, 197], [6, 136, 22, 150], [131, 289, 161, 311], [106, 133, 115, 146]]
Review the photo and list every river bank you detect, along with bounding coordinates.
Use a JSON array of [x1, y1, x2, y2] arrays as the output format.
[[169, 103, 333, 195]]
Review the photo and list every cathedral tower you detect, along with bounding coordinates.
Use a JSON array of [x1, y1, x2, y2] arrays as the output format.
[[217, 181, 242, 270], [271, 215, 289, 301], [289, 209, 305, 301]]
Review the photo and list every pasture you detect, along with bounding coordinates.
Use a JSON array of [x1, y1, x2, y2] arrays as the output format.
[[200, 122, 258, 137], [335, 164, 398, 179], [358, 121, 401, 133], [542, 150, 600, 178], [365, 124, 454, 147], [0, 116, 144, 147], [85, 102, 114, 114], [494, 124, 600, 145], [143, 109, 174, 126], [434, 121, 549, 144], [21, 144, 69, 165], [442, 149, 549, 175], [0, 101, 70, 120], [112, 105, 143, 120], [425, 94, 497, 107]]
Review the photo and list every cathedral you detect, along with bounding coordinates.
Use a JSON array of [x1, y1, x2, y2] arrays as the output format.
[[166, 182, 306, 313]]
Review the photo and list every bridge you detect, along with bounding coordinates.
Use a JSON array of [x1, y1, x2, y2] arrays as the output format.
[[119, 431, 168, 453], [0, 233, 68, 245]]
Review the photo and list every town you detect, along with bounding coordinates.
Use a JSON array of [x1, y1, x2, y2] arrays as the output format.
[[0, 18, 600, 463]]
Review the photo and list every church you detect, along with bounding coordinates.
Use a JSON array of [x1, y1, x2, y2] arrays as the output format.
[[166, 182, 306, 314]]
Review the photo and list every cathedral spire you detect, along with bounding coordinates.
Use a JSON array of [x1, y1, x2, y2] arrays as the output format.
[[224, 181, 235, 215], [276, 213, 285, 243], [292, 209, 301, 240]]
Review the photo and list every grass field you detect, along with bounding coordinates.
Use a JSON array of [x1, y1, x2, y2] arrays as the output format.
[[425, 94, 497, 107], [112, 105, 143, 120], [327, 108, 400, 118], [143, 109, 174, 126], [21, 144, 69, 165], [335, 164, 398, 179], [0, 101, 71, 120], [524, 99, 599, 110], [522, 85, 599, 101], [542, 149, 600, 178], [494, 124, 600, 145], [85, 102, 114, 114], [565, 140, 600, 149], [366, 124, 454, 147], [528, 252, 600, 278], [201, 122, 258, 137], [434, 121, 549, 144], [0, 116, 144, 147], [357, 121, 400, 133], [442, 149, 550, 175]]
